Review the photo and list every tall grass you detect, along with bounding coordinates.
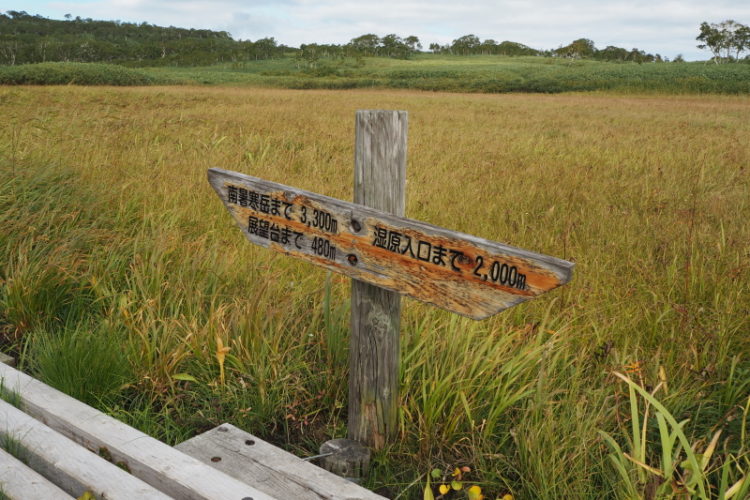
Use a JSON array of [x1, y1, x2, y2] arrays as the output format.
[[5, 56, 750, 93], [143, 55, 750, 94], [0, 85, 748, 497]]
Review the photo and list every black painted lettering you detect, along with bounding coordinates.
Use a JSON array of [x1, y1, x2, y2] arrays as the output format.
[[401, 236, 415, 258], [432, 245, 447, 266], [312, 236, 336, 260], [508, 266, 517, 287], [517, 274, 526, 290], [280, 227, 292, 245], [489, 261, 499, 282], [387, 231, 402, 252], [449, 250, 464, 272], [227, 185, 238, 204], [283, 202, 293, 220], [248, 191, 259, 210], [259, 195, 270, 214], [248, 215, 259, 235], [499, 263, 509, 284], [473, 256, 484, 277], [269, 223, 280, 242], [417, 241, 432, 262], [373, 226, 388, 248], [312, 209, 319, 228], [270, 199, 281, 216], [238, 188, 248, 207], [257, 220, 270, 239]]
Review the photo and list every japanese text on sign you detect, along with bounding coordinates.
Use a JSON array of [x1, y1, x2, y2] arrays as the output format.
[[210, 168, 573, 319]]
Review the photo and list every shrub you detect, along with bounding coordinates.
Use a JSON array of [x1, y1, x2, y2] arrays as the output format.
[[0, 62, 164, 86]]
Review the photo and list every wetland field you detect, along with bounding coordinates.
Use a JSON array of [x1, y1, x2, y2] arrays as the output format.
[[1, 86, 749, 498]]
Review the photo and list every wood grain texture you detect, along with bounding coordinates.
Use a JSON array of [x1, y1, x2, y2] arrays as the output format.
[[176, 424, 385, 500], [0, 398, 170, 500], [0, 362, 274, 500], [207, 168, 573, 320], [348, 109, 407, 448], [354, 110, 407, 214], [0, 448, 74, 500]]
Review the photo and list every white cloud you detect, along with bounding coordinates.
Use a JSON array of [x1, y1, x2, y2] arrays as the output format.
[[21, 0, 750, 59]]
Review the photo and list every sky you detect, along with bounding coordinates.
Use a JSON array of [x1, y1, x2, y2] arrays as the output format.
[[12, 0, 750, 60]]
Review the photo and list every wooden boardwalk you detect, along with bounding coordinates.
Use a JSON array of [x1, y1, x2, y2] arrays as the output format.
[[0, 361, 385, 499]]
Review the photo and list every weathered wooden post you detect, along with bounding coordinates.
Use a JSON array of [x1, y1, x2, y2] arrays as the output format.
[[349, 110, 407, 449], [207, 109, 574, 482]]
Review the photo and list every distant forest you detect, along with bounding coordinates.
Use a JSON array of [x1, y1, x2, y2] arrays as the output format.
[[0, 10, 669, 67]]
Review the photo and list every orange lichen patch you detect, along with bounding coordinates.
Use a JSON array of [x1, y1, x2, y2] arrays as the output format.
[[214, 170, 572, 319]]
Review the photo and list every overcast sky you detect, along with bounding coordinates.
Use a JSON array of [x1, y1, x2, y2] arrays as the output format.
[[15, 1, 750, 60]]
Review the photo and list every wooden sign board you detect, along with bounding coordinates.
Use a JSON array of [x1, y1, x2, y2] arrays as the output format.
[[209, 167, 573, 320]]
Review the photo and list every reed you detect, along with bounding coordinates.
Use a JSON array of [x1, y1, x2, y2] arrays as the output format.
[[0, 85, 748, 498]]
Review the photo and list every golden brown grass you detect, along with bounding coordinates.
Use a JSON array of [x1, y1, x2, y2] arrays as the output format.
[[1, 85, 749, 498]]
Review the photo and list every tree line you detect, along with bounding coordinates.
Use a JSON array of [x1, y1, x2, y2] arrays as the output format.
[[1, 11, 748, 67], [294, 34, 422, 67], [0, 11, 287, 66], [430, 35, 666, 62]]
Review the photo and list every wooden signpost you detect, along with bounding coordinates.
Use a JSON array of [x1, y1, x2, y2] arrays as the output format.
[[209, 110, 574, 458], [206, 171, 572, 320]]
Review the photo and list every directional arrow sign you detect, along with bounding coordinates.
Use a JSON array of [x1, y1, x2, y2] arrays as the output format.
[[209, 167, 573, 320]]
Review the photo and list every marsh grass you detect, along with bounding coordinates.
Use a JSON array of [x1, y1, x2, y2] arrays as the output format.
[[25, 323, 133, 407], [0, 379, 22, 409], [8, 56, 750, 94], [0, 433, 31, 466], [143, 55, 750, 94], [0, 383, 31, 466], [0, 85, 748, 497]]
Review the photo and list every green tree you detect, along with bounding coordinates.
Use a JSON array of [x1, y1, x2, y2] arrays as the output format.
[[596, 45, 629, 61], [497, 40, 539, 56], [296, 43, 319, 68], [405, 35, 421, 52], [697, 20, 750, 63], [480, 38, 497, 54], [451, 34, 480, 55], [380, 33, 407, 58], [555, 38, 596, 59], [0, 11, 287, 66], [733, 23, 750, 60], [348, 33, 380, 56]]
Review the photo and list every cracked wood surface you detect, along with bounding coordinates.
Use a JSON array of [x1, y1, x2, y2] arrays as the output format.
[[0, 362, 274, 500], [0, 447, 74, 500], [208, 167, 573, 320], [348, 110, 405, 448], [0, 398, 170, 500], [176, 424, 385, 500]]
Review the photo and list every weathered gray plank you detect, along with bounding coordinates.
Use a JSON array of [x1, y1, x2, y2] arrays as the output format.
[[207, 168, 573, 320], [176, 424, 385, 500], [349, 110, 405, 448], [0, 447, 74, 500], [0, 362, 275, 500], [0, 398, 170, 499]]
